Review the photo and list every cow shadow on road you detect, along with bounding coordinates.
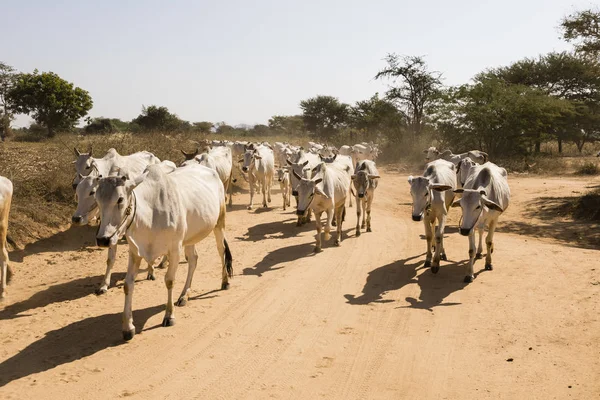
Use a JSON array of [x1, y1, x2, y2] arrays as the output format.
[[0, 304, 163, 388], [243, 242, 316, 277], [237, 218, 314, 242], [344, 254, 424, 305], [0, 273, 126, 320], [9, 224, 102, 263]]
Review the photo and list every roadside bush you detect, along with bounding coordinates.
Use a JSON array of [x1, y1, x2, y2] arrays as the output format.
[[575, 161, 599, 175]]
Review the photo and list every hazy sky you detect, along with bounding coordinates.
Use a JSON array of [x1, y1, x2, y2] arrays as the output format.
[[1, 0, 595, 127]]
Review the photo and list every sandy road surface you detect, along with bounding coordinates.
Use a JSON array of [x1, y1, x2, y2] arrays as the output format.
[[0, 170, 599, 399]]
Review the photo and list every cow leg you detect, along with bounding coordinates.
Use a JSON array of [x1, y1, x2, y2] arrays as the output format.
[[122, 251, 142, 341], [214, 223, 233, 289], [465, 231, 476, 283], [248, 175, 255, 209], [348, 187, 353, 208], [355, 195, 362, 237], [366, 194, 373, 233], [324, 208, 332, 241], [314, 210, 323, 253], [176, 245, 198, 307], [228, 172, 234, 207], [97, 244, 118, 295], [163, 248, 180, 327], [360, 198, 366, 229], [485, 220, 497, 271], [0, 240, 7, 300], [334, 205, 344, 246], [432, 214, 447, 273], [476, 225, 484, 259], [267, 174, 272, 203], [423, 218, 434, 268], [146, 260, 156, 281]]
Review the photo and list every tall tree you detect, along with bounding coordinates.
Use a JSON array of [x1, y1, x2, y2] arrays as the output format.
[[131, 105, 184, 132], [299, 95, 349, 139], [375, 54, 442, 138], [561, 9, 600, 59], [0, 62, 17, 140], [350, 93, 405, 143], [8, 70, 92, 137]]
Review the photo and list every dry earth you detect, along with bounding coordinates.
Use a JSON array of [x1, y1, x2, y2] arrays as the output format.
[[0, 170, 599, 399]]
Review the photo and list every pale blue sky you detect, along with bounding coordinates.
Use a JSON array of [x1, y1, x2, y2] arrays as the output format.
[[1, 0, 594, 127]]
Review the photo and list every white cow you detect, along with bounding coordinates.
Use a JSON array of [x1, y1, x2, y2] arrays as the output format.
[[94, 164, 233, 340], [352, 160, 380, 237], [276, 168, 292, 210], [72, 147, 159, 189], [295, 162, 351, 252], [456, 157, 477, 188], [241, 144, 275, 209], [338, 145, 352, 156], [72, 150, 162, 294], [452, 162, 510, 283], [408, 159, 456, 273], [182, 146, 234, 206], [319, 153, 354, 208], [286, 149, 321, 225], [0, 176, 13, 299], [424, 147, 488, 165]]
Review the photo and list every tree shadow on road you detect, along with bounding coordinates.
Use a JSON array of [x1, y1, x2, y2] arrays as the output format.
[[0, 273, 127, 321], [0, 304, 163, 388], [344, 253, 424, 305]]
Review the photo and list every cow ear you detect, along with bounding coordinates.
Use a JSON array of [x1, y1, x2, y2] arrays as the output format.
[[368, 175, 381, 179], [302, 160, 309, 167], [408, 175, 413, 184], [286, 159, 292, 165], [482, 196, 503, 212], [74, 147, 82, 157], [314, 178, 323, 184], [454, 189, 464, 194], [431, 184, 452, 192], [314, 186, 329, 199], [254, 155, 262, 160], [451, 200, 461, 208], [479, 189, 487, 196], [78, 173, 84, 180], [127, 171, 148, 192], [292, 170, 302, 180], [351, 174, 356, 180], [422, 149, 428, 154], [332, 154, 337, 161]]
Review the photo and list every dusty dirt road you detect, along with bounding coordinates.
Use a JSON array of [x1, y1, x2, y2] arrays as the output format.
[[0, 170, 599, 399]]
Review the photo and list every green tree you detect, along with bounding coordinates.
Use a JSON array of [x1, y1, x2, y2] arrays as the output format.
[[350, 93, 405, 143], [84, 117, 131, 134], [193, 121, 213, 133], [268, 115, 305, 135], [0, 62, 17, 140], [131, 105, 184, 132], [7, 70, 92, 137], [561, 9, 600, 59], [251, 124, 270, 136], [299, 95, 349, 139], [375, 54, 442, 138]]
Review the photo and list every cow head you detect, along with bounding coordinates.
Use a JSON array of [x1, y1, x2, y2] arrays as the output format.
[[72, 172, 101, 226], [294, 173, 326, 216], [95, 173, 146, 247], [241, 148, 261, 173], [276, 168, 288, 182], [180, 148, 199, 161], [72, 145, 94, 189], [457, 157, 476, 187], [408, 175, 452, 221], [423, 146, 440, 161], [352, 162, 380, 199], [286, 159, 310, 196], [452, 188, 504, 236]]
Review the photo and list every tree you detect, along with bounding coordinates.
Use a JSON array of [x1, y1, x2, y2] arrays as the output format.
[[268, 115, 305, 135], [193, 121, 213, 133], [131, 105, 184, 132], [299, 95, 349, 139], [561, 9, 600, 59], [0, 62, 17, 140], [488, 52, 600, 152], [84, 117, 130, 134], [350, 93, 405, 143], [251, 124, 270, 136], [432, 78, 573, 158], [375, 54, 442, 138], [8, 70, 92, 137]]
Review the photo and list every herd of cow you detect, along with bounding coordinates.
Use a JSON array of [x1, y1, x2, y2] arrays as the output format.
[[0, 140, 510, 341]]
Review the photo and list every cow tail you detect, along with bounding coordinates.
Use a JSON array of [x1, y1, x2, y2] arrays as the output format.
[[224, 238, 233, 278]]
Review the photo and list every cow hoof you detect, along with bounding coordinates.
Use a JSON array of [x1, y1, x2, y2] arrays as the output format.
[[247, 206, 253, 210], [156, 261, 166, 269], [440, 253, 447, 261], [314, 247, 322, 253], [366, 227, 372, 233], [356, 230, 361, 237], [95, 286, 108, 295], [485, 264, 493, 271], [162, 317, 176, 327], [221, 282, 230, 290], [176, 297, 187, 307], [268, 198, 272, 203], [332, 220, 337, 227], [424, 260, 431, 268], [147, 273, 155, 281], [123, 328, 136, 341], [361, 223, 366, 229], [475, 253, 483, 260], [464, 275, 474, 283], [334, 240, 340, 246], [431, 266, 440, 274], [232, 179, 237, 183]]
